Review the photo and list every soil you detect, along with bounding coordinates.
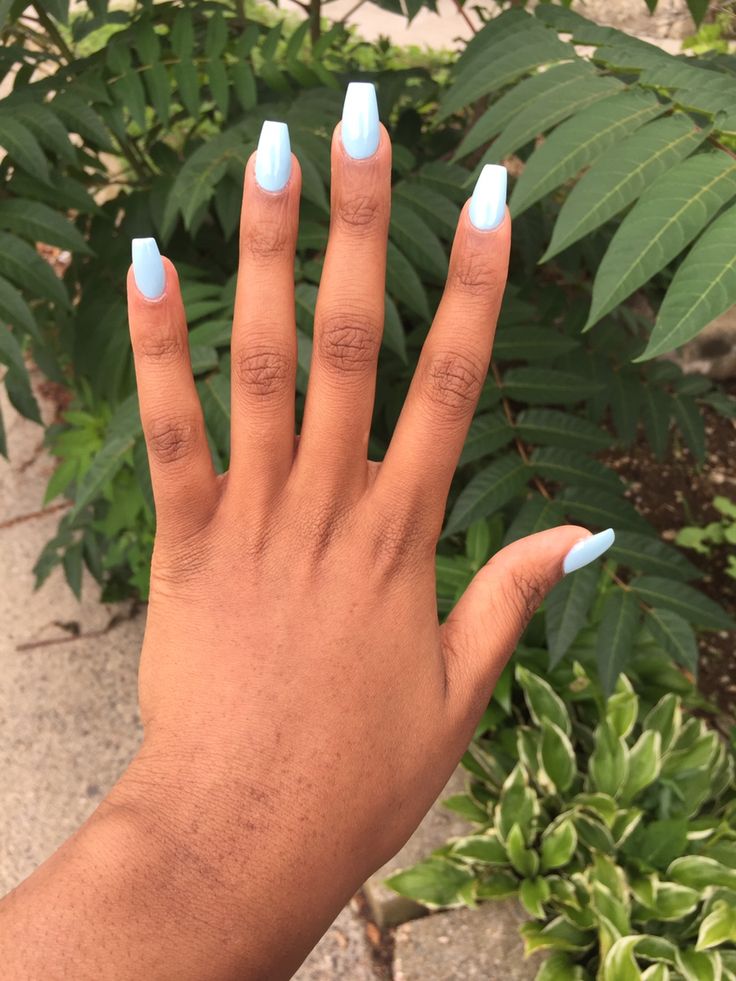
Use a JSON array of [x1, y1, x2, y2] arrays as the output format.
[[602, 382, 736, 722]]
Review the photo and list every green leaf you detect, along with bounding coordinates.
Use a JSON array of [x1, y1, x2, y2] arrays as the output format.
[[557, 486, 652, 534], [586, 153, 736, 329], [4, 364, 41, 423], [521, 916, 593, 954], [386, 241, 430, 321], [676, 949, 721, 981], [541, 720, 576, 793], [476, 868, 519, 899], [0, 321, 25, 373], [0, 275, 38, 339], [164, 130, 250, 232], [672, 407, 708, 466], [510, 89, 664, 217], [516, 408, 611, 452], [439, 23, 573, 121], [516, 665, 571, 735], [443, 453, 528, 537], [0, 232, 68, 308], [669, 856, 736, 891], [601, 936, 643, 981], [230, 60, 257, 111], [606, 680, 638, 739], [645, 607, 698, 672], [497, 763, 539, 841], [205, 8, 227, 56], [536, 952, 587, 981], [545, 563, 599, 667], [542, 115, 707, 262], [493, 325, 578, 363], [641, 385, 672, 461], [488, 70, 621, 165], [541, 819, 577, 871], [503, 368, 604, 405], [639, 202, 736, 359], [520, 876, 551, 919], [174, 59, 200, 118], [451, 833, 507, 865], [503, 494, 561, 546], [589, 720, 629, 798], [0, 199, 91, 254], [52, 95, 113, 150], [609, 531, 700, 581], [443, 793, 488, 823], [686, 0, 710, 25], [653, 882, 701, 920], [386, 858, 474, 907], [170, 9, 194, 56], [530, 446, 623, 495], [208, 58, 230, 117], [641, 966, 669, 981], [393, 183, 460, 238], [643, 693, 682, 753], [597, 590, 640, 697], [630, 576, 734, 630], [453, 59, 591, 160], [610, 371, 642, 446], [459, 412, 512, 466], [697, 900, 736, 950], [506, 822, 539, 878], [0, 115, 49, 183], [620, 730, 662, 804], [389, 203, 447, 280]]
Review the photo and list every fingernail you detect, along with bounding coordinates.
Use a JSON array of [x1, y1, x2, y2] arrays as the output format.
[[469, 164, 507, 231], [341, 82, 379, 160], [131, 237, 165, 300], [563, 528, 615, 575], [255, 120, 291, 192]]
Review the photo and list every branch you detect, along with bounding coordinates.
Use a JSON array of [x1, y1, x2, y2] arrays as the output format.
[[32, 3, 74, 62], [491, 362, 551, 501]]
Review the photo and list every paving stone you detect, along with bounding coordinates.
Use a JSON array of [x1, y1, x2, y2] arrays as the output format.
[[393, 901, 546, 981], [363, 768, 470, 927], [293, 905, 380, 981]]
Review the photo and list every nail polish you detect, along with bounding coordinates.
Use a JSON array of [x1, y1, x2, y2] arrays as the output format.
[[341, 82, 379, 160], [563, 528, 615, 575], [255, 120, 291, 192], [469, 164, 507, 231], [131, 238, 165, 300]]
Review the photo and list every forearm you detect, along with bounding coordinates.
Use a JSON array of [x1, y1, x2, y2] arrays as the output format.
[[0, 746, 353, 981]]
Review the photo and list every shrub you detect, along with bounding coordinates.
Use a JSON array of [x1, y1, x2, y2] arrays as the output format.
[[0, 1, 733, 684], [388, 657, 736, 980]]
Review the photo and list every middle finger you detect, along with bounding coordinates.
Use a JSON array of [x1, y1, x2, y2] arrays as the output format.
[[296, 83, 391, 495]]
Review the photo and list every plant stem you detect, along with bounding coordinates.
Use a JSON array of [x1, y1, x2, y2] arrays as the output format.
[[309, 0, 322, 44], [452, 0, 478, 36], [492, 362, 551, 501], [32, 3, 74, 62]]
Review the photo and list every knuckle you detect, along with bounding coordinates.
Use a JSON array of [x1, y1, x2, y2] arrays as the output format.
[[367, 507, 431, 574], [423, 351, 485, 417], [139, 332, 185, 365], [233, 347, 293, 401], [318, 310, 379, 374], [242, 220, 289, 262], [498, 570, 546, 633], [334, 194, 383, 233], [147, 416, 199, 465], [450, 251, 502, 298]]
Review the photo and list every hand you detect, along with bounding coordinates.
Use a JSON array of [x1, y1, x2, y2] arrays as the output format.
[[0, 84, 614, 981]]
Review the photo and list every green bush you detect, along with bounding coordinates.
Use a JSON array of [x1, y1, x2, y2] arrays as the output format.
[[0, 1, 734, 685], [388, 657, 736, 980]]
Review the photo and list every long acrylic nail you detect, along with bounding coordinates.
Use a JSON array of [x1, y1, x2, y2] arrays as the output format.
[[255, 120, 291, 192], [469, 164, 507, 231], [563, 528, 615, 575], [131, 238, 165, 300], [341, 82, 379, 160]]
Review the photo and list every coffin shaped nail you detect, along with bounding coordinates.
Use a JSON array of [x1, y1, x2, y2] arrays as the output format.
[[563, 528, 615, 575], [131, 237, 165, 300], [341, 82, 379, 160], [469, 164, 507, 231], [255, 120, 291, 192]]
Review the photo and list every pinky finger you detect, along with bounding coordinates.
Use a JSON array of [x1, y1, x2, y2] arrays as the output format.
[[127, 239, 218, 537]]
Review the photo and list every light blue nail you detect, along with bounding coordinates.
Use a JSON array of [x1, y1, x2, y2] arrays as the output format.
[[563, 528, 615, 575], [131, 237, 165, 300], [255, 120, 291, 192], [341, 82, 379, 160], [469, 164, 507, 231]]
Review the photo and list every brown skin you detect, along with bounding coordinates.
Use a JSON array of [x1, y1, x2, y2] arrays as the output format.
[[0, 123, 588, 980]]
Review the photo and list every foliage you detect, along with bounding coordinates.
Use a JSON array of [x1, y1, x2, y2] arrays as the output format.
[[0, 0, 733, 690], [388, 657, 736, 980], [676, 496, 736, 579]]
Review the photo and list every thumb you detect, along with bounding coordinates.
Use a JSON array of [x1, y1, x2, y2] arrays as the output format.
[[441, 525, 615, 708]]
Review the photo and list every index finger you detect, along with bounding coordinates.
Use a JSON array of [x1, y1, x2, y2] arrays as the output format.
[[371, 165, 510, 534]]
